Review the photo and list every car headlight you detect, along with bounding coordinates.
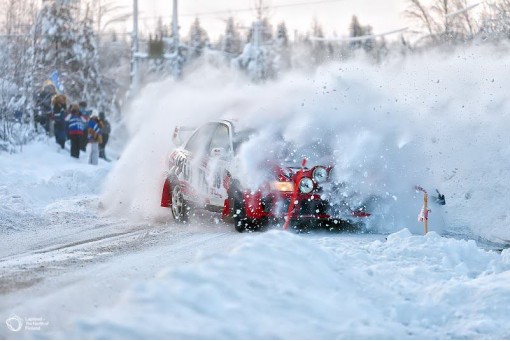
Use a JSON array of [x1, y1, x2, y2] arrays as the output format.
[[313, 167, 328, 183], [299, 177, 314, 193], [273, 181, 294, 192]]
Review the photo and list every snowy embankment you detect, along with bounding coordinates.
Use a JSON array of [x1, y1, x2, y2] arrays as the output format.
[[0, 138, 111, 235], [71, 230, 510, 339]]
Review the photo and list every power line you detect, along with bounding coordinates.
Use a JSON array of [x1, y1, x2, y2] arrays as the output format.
[[311, 27, 409, 42], [138, 0, 347, 21]]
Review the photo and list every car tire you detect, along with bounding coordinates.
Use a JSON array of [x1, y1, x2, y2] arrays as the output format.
[[171, 182, 189, 223], [231, 184, 265, 233]]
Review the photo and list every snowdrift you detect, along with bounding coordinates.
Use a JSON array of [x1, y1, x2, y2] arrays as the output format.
[[70, 230, 510, 339], [0, 141, 110, 233], [101, 46, 510, 242]]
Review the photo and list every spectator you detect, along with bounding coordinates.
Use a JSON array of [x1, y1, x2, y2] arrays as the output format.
[[52, 94, 67, 149], [98, 112, 111, 161], [79, 101, 92, 152], [35, 83, 56, 134], [87, 115, 103, 165], [65, 104, 87, 158]]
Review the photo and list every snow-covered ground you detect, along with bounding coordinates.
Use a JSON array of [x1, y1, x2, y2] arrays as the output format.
[[70, 230, 510, 339], [2, 47, 510, 339]]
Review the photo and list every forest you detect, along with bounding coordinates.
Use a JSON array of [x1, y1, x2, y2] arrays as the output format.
[[1, 0, 510, 152]]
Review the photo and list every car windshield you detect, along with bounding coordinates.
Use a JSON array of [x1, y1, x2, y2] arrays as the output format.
[[232, 129, 256, 154]]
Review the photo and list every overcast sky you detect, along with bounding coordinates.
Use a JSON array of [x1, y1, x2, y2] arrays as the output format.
[[115, 0, 411, 40]]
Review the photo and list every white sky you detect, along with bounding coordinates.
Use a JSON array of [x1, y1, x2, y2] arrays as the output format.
[[115, 0, 411, 40]]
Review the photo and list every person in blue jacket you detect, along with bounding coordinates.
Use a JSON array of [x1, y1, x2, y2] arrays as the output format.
[[65, 104, 87, 158], [79, 101, 92, 152], [87, 115, 103, 165]]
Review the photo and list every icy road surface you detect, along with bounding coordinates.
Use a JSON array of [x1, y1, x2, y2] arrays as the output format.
[[1, 141, 510, 339], [0, 219, 244, 339]]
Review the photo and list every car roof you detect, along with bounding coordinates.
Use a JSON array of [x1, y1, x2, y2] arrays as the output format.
[[216, 118, 253, 136]]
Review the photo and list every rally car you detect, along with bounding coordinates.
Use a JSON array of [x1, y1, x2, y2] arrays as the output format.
[[160, 119, 382, 232]]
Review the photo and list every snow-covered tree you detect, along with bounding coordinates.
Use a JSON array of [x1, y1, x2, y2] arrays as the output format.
[[479, 0, 510, 41], [187, 17, 209, 61], [274, 22, 292, 72], [75, 7, 105, 110], [276, 21, 289, 47], [311, 18, 328, 64], [32, 1, 79, 86], [221, 17, 242, 61], [233, 20, 276, 82], [31, 1, 110, 110], [362, 25, 375, 53], [246, 18, 273, 43], [349, 15, 364, 50], [405, 0, 479, 46]]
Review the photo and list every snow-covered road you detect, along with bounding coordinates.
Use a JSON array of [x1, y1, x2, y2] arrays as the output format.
[[1, 220, 243, 339]]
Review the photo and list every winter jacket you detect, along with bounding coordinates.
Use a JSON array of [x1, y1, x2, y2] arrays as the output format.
[[36, 86, 56, 114], [87, 118, 103, 143], [65, 112, 87, 136], [54, 108, 68, 140], [99, 118, 111, 135], [79, 107, 92, 119]]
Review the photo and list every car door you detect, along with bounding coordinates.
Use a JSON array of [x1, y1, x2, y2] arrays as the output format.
[[206, 123, 233, 207], [180, 123, 216, 205]]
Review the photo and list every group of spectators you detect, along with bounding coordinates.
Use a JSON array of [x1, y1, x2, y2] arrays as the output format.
[[35, 83, 111, 165]]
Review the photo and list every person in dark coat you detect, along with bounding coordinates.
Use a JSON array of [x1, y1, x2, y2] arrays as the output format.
[[35, 83, 56, 134], [65, 104, 87, 158], [52, 94, 67, 149], [98, 112, 111, 161]]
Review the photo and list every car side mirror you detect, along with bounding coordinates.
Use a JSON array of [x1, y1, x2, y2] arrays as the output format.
[[210, 147, 226, 158]]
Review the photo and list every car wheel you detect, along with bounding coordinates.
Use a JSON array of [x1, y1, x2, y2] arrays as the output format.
[[171, 182, 189, 223], [231, 187, 264, 233]]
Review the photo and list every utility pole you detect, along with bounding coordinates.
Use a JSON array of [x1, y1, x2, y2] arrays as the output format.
[[129, 0, 139, 98], [171, 0, 182, 80], [253, 20, 264, 81]]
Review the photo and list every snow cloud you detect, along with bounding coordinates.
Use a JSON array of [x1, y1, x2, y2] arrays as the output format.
[[101, 46, 510, 242]]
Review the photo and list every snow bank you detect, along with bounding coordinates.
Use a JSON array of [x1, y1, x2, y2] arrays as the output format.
[[0, 140, 111, 232], [102, 46, 510, 242], [70, 230, 510, 339]]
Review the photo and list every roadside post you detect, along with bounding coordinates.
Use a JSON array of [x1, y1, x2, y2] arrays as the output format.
[[415, 185, 429, 235]]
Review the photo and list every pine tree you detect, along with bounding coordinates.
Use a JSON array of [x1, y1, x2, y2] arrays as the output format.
[[311, 18, 327, 64], [362, 25, 375, 52], [349, 15, 364, 50], [221, 17, 242, 60], [276, 22, 289, 47], [32, 0, 109, 110], [187, 17, 209, 60], [75, 7, 105, 110], [274, 22, 291, 72], [233, 20, 275, 82]]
